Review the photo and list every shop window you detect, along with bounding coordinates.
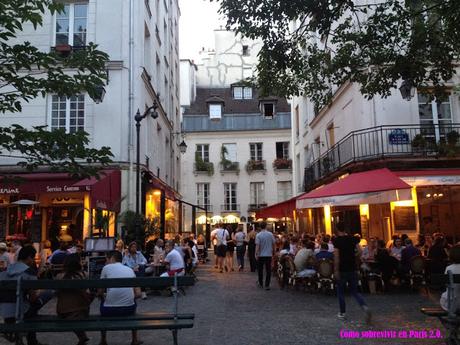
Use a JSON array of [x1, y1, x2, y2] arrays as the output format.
[[50, 94, 85, 133], [55, 3, 87, 46]]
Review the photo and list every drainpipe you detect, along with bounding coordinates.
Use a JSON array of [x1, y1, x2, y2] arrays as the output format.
[[127, 0, 135, 211]]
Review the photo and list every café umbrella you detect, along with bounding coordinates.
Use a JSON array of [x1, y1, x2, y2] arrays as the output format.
[[11, 199, 40, 205]]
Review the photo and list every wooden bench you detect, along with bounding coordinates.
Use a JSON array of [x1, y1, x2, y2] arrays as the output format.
[[0, 275, 195, 345], [421, 272, 460, 345]]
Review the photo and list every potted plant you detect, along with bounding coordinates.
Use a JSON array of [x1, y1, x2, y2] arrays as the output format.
[[438, 131, 460, 157], [273, 158, 292, 169], [195, 151, 214, 175], [54, 44, 72, 56], [118, 210, 146, 246], [411, 134, 427, 154], [246, 159, 265, 172]]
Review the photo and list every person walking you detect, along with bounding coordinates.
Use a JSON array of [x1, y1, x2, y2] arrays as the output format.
[[234, 224, 247, 271], [247, 225, 257, 272], [255, 222, 276, 290], [211, 223, 229, 273], [333, 222, 371, 323]]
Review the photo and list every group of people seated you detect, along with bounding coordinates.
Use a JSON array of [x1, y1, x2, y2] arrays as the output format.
[[275, 231, 457, 291]]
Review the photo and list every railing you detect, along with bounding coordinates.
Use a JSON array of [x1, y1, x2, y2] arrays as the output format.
[[196, 205, 212, 212], [304, 124, 460, 190], [248, 203, 268, 211], [219, 162, 240, 173], [221, 204, 240, 212], [193, 162, 214, 175], [245, 160, 266, 174]]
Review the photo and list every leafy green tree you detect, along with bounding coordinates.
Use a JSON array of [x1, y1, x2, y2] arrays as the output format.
[[0, 0, 113, 178], [212, 0, 460, 107]]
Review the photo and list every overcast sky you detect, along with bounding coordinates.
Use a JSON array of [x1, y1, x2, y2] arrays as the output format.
[[179, 0, 225, 61]]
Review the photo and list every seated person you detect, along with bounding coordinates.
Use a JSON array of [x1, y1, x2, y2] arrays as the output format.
[[376, 240, 398, 288], [401, 239, 422, 273], [316, 243, 334, 260], [98, 251, 141, 345], [294, 239, 315, 277], [323, 235, 334, 252], [361, 238, 377, 272], [160, 240, 185, 277], [122, 242, 147, 273], [440, 245, 460, 312], [48, 235, 73, 265], [390, 237, 404, 261]]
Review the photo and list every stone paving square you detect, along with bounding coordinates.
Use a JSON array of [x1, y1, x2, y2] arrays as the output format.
[[0, 263, 446, 345]]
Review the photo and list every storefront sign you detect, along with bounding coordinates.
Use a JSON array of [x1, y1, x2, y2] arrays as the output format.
[[389, 129, 410, 145], [0, 188, 19, 194], [402, 175, 460, 186], [46, 185, 81, 193]]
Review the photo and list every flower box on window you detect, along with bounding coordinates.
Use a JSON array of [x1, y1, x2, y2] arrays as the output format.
[[273, 158, 292, 170]]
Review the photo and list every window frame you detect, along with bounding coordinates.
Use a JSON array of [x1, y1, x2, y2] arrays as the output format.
[[249, 142, 263, 161], [53, 2, 88, 47], [277, 181, 292, 202], [196, 183, 210, 207], [195, 144, 209, 162], [224, 183, 237, 209], [49, 94, 86, 133], [250, 182, 265, 205], [209, 103, 222, 120]]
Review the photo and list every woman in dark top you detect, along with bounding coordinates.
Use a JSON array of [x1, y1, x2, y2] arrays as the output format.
[[56, 253, 91, 345], [429, 237, 449, 274], [375, 240, 398, 290], [247, 226, 257, 272]]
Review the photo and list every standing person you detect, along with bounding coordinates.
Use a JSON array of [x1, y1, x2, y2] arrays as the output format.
[[333, 222, 371, 322], [247, 225, 257, 272], [210, 225, 219, 268], [48, 235, 72, 265], [225, 225, 235, 272], [98, 251, 142, 345], [234, 224, 247, 271], [255, 222, 276, 290], [123, 242, 148, 299], [56, 253, 91, 345], [211, 223, 229, 273]]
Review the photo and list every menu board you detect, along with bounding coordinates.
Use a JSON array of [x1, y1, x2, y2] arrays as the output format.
[[88, 256, 107, 279], [393, 206, 416, 231]]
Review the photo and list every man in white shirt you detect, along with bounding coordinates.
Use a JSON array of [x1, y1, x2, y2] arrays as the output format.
[[98, 251, 141, 345], [211, 223, 229, 273], [161, 240, 185, 277]]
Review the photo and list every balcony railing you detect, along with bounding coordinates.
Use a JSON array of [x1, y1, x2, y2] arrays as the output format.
[[219, 161, 240, 173], [304, 124, 460, 190], [193, 162, 214, 176], [196, 205, 212, 213], [245, 160, 266, 174], [221, 204, 240, 212], [248, 203, 268, 212]]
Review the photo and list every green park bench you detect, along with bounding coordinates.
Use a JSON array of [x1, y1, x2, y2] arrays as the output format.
[[0, 275, 195, 345], [421, 272, 460, 345]]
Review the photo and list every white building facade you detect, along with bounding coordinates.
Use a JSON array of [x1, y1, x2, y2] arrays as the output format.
[[0, 0, 182, 242], [180, 30, 292, 237]]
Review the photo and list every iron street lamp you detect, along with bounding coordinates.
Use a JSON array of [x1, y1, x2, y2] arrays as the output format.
[[135, 102, 159, 246], [91, 84, 106, 104], [399, 79, 416, 101]]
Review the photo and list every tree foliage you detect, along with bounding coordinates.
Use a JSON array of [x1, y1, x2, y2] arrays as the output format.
[[0, 0, 112, 177], [212, 0, 460, 107]]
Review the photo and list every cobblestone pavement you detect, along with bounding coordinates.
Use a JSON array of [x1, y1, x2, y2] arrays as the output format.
[[0, 260, 446, 345]]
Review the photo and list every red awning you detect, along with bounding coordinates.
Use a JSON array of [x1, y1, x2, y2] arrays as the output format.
[[73, 170, 121, 212], [296, 168, 412, 208], [0, 170, 121, 212], [144, 171, 181, 200], [256, 197, 297, 220]]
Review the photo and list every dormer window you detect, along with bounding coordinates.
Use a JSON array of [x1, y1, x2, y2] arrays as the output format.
[[209, 104, 222, 120], [232, 86, 252, 100], [206, 95, 225, 121], [259, 97, 278, 119]]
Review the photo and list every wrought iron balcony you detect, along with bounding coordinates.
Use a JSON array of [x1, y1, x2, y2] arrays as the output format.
[[221, 204, 240, 212], [245, 160, 266, 174], [248, 203, 268, 212], [304, 124, 460, 191]]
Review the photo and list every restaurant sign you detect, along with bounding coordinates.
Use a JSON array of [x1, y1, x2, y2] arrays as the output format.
[[0, 188, 20, 194], [388, 129, 410, 145]]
